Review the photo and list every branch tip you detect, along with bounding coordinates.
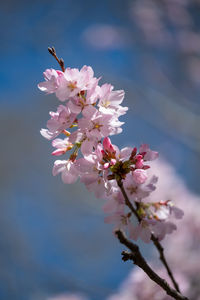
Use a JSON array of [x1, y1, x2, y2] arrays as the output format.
[[47, 46, 65, 72]]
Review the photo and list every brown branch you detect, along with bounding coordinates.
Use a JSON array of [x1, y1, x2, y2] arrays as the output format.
[[48, 46, 65, 72], [117, 179, 181, 293], [117, 179, 140, 222], [151, 234, 180, 292], [115, 230, 189, 300]]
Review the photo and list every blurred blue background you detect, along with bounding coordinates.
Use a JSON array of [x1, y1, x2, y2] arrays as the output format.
[[0, 0, 200, 299]]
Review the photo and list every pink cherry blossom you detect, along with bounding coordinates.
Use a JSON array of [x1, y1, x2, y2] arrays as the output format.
[[51, 138, 73, 156], [152, 221, 177, 241], [132, 169, 148, 184], [124, 173, 158, 202], [98, 83, 128, 116], [139, 144, 159, 161], [103, 137, 116, 155], [38, 68, 63, 94], [41, 105, 77, 140], [78, 106, 123, 141], [103, 186, 125, 214], [52, 159, 79, 184], [55, 66, 98, 101], [67, 81, 100, 114], [75, 155, 110, 198], [131, 219, 153, 243], [105, 211, 135, 239], [39, 61, 185, 254]]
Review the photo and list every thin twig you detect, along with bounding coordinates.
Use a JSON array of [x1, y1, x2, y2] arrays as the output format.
[[48, 46, 65, 72], [151, 234, 180, 292], [115, 230, 189, 300], [116, 179, 181, 292], [117, 179, 140, 221]]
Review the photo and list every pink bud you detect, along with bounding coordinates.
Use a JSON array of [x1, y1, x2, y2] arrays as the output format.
[[135, 155, 144, 169], [130, 147, 137, 159], [132, 169, 148, 184], [103, 162, 110, 169], [51, 149, 67, 156], [103, 137, 116, 154], [110, 158, 117, 165]]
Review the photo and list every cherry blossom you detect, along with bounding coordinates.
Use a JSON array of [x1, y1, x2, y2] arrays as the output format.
[[39, 62, 184, 248], [132, 169, 148, 184], [38, 68, 62, 94], [51, 138, 73, 156], [41, 105, 77, 140], [98, 83, 128, 116], [52, 159, 79, 184], [105, 211, 135, 239]]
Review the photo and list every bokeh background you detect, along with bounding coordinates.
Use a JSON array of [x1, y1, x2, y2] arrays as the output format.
[[1, 0, 200, 299]]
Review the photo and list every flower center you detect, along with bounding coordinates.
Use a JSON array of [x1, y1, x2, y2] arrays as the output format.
[[68, 82, 77, 91]]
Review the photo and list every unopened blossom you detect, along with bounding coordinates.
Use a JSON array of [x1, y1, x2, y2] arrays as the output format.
[[103, 137, 116, 155], [132, 169, 148, 184], [134, 154, 144, 169]]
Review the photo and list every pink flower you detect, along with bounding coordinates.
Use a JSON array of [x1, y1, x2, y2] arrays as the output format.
[[134, 154, 144, 168], [52, 160, 79, 184], [78, 106, 123, 141], [38, 68, 63, 94], [55, 66, 98, 101], [84, 175, 110, 199], [105, 211, 135, 239], [98, 83, 128, 116], [131, 219, 153, 243], [67, 81, 100, 114], [139, 144, 159, 161], [132, 169, 148, 184], [51, 138, 73, 156], [153, 221, 177, 241], [170, 205, 184, 219], [103, 137, 116, 155], [103, 186, 125, 213], [124, 173, 158, 202], [41, 105, 77, 140], [75, 155, 110, 198]]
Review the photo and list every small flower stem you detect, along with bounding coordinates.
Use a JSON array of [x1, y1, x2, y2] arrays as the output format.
[[48, 46, 65, 72], [115, 230, 189, 300], [116, 179, 181, 293]]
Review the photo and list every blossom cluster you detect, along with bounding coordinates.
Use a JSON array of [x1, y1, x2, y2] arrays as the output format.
[[39, 65, 183, 243], [107, 159, 200, 300]]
